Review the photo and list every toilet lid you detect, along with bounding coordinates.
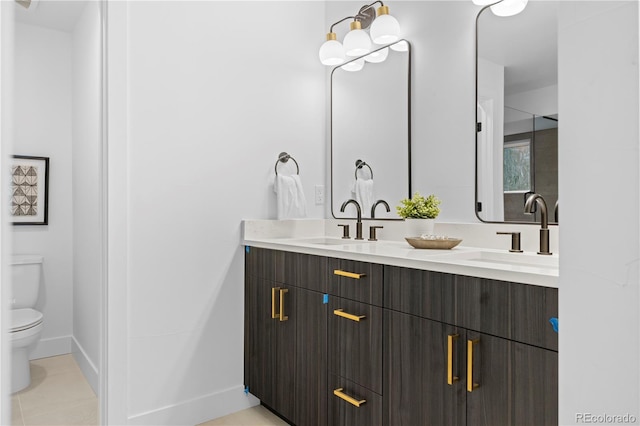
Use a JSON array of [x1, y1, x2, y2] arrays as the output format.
[[11, 309, 43, 332]]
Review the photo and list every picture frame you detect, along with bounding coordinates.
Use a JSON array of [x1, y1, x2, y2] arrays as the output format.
[[11, 155, 49, 225]]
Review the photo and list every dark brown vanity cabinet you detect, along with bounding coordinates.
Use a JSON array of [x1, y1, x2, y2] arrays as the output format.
[[245, 248, 558, 426], [383, 266, 558, 426], [244, 247, 328, 426], [326, 259, 384, 426]]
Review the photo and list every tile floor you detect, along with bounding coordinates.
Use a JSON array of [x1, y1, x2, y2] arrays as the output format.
[[11, 354, 98, 426], [11, 355, 284, 426], [199, 405, 288, 426]]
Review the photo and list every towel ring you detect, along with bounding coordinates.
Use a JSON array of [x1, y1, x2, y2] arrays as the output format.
[[355, 159, 373, 180], [275, 152, 300, 175]]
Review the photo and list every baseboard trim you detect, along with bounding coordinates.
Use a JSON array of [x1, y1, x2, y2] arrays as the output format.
[[71, 337, 99, 396], [29, 335, 72, 360], [128, 385, 260, 426]]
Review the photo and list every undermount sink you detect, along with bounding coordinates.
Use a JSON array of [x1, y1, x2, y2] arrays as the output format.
[[438, 250, 559, 269], [293, 237, 370, 246]]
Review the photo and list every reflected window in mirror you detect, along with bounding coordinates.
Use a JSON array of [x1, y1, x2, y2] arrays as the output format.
[[475, 1, 559, 224], [331, 40, 411, 220]]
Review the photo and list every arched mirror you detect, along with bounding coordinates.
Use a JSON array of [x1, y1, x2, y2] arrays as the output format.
[[331, 39, 411, 220], [475, 1, 558, 224]]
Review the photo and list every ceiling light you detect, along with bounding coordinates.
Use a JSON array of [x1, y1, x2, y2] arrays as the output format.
[[341, 58, 365, 72], [365, 47, 389, 63]]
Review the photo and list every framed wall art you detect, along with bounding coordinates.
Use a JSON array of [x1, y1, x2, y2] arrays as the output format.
[[11, 155, 49, 225]]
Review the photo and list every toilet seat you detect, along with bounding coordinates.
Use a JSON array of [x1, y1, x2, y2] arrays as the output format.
[[10, 308, 43, 333]]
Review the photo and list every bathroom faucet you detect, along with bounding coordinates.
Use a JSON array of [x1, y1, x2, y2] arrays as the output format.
[[340, 199, 363, 240], [524, 193, 552, 255], [371, 199, 390, 218]]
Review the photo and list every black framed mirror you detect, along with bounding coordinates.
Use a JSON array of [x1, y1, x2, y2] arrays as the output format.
[[331, 39, 411, 220], [475, 2, 558, 224]]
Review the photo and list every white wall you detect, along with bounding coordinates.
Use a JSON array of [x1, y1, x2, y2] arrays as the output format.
[[71, 1, 101, 394], [12, 22, 74, 360], [559, 2, 640, 424], [505, 84, 558, 117], [107, 1, 326, 424]]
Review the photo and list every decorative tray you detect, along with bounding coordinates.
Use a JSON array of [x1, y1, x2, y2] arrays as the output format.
[[405, 236, 462, 250]]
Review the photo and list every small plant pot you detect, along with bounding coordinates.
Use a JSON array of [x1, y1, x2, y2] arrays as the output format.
[[405, 218, 435, 237]]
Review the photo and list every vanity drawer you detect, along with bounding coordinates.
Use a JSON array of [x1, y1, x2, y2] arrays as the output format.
[[512, 284, 558, 351], [383, 266, 455, 323], [329, 374, 382, 426], [328, 258, 383, 306], [328, 297, 382, 395], [455, 276, 558, 351]]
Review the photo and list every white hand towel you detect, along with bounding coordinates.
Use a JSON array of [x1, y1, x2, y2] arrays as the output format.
[[274, 174, 307, 220], [352, 178, 374, 218]]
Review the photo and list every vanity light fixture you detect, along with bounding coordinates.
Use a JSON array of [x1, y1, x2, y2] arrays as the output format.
[[343, 20, 373, 57], [341, 58, 366, 72], [472, 0, 528, 17], [364, 47, 389, 63], [370, 5, 400, 44], [319, 1, 402, 66]]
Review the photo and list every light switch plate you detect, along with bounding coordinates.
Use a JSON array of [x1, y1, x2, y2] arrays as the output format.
[[315, 185, 325, 205]]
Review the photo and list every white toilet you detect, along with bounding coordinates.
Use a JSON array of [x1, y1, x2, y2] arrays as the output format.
[[10, 255, 44, 394]]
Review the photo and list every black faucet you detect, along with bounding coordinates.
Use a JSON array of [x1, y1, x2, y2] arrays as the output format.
[[371, 199, 391, 218], [524, 193, 552, 255], [340, 199, 363, 240]]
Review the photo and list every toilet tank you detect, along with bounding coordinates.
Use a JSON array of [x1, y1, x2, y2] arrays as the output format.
[[10, 255, 43, 309]]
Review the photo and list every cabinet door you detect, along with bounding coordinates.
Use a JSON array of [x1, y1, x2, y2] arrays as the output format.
[[295, 288, 328, 426], [245, 274, 296, 423], [466, 332, 558, 426], [383, 310, 465, 426], [245, 275, 277, 408], [274, 285, 296, 423], [329, 297, 383, 395]]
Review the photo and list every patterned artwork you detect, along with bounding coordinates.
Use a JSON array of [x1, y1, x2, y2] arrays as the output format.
[[12, 165, 39, 216], [10, 156, 49, 225]]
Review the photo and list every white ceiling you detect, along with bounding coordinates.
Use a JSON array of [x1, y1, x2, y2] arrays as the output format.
[[477, 1, 558, 95], [14, 0, 88, 33]]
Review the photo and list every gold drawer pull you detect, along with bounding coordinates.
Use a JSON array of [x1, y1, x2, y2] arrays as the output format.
[[271, 287, 280, 319], [334, 269, 366, 279], [447, 334, 459, 385], [467, 339, 480, 392], [333, 388, 366, 408], [333, 309, 366, 322], [279, 288, 289, 322]]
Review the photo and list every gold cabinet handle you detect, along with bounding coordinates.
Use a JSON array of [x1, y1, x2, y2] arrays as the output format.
[[447, 334, 459, 385], [333, 309, 366, 322], [271, 287, 280, 319], [279, 288, 289, 322], [467, 339, 480, 392], [333, 269, 366, 279], [333, 388, 366, 408]]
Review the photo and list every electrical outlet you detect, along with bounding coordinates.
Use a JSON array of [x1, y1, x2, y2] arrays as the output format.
[[315, 185, 325, 205]]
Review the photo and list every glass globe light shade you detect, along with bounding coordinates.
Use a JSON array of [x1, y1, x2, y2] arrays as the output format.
[[319, 34, 345, 66], [370, 7, 400, 45], [390, 40, 408, 52], [341, 58, 365, 72], [343, 21, 372, 57], [364, 47, 389, 63], [490, 0, 528, 17]]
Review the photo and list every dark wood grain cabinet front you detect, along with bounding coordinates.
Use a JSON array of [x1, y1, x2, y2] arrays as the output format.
[[328, 258, 383, 306], [329, 374, 382, 426], [245, 247, 558, 426], [245, 247, 327, 426], [328, 296, 383, 395]]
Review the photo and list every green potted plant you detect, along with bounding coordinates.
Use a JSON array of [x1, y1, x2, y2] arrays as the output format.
[[397, 192, 441, 235]]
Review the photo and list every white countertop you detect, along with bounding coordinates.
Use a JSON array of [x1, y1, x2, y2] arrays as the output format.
[[242, 220, 559, 288]]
